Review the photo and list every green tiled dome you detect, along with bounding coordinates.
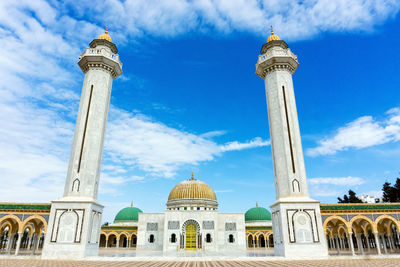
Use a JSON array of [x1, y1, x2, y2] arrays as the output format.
[[114, 206, 142, 222], [245, 206, 272, 221]]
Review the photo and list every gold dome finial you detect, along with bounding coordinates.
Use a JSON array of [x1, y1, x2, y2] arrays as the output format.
[[267, 26, 280, 43], [98, 26, 112, 42], [131, 201, 133, 207], [191, 172, 194, 180], [256, 202, 258, 207]]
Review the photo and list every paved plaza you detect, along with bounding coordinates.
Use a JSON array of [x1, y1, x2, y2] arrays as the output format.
[[1, 258, 400, 266]]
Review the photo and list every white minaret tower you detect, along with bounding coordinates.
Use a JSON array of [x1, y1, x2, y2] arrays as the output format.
[[256, 28, 327, 258], [42, 27, 122, 258]]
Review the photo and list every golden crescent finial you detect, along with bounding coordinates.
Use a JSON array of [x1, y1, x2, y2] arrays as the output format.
[[256, 202, 258, 207], [191, 172, 194, 180], [105, 26, 108, 34], [131, 201, 133, 207], [271, 26, 274, 35]]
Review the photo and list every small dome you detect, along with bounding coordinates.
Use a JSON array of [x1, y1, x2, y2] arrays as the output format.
[[168, 174, 216, 201], [245, 206, 272, 221], [98, 26, 112, 42], [267, 26, 280, 43], [114, 206, 142, 222]]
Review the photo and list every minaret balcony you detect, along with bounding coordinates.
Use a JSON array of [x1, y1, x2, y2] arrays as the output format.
[[78, 47, 122, 78], [256, 48, 299, 78]]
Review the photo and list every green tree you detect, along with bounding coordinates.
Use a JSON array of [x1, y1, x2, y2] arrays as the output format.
[[382, 181, 394, 202], [338, 189, 363, 203], [382, 177, 400, 202]]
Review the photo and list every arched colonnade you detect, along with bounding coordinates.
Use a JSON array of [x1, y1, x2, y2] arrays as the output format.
[[99, 232, 137, 248], [324, 214, 400, 255], [0, 214, 47, 255], [246, 232, 274, 248]]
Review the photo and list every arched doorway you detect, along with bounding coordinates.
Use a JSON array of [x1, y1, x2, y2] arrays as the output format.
[[119, 234, 127, 248], [131, 234, 137, 247], [185, 223, 197, 250], [107, 234, 117, 247], [248, 235, 253, 248], [259, 235, 265, 247], [99, 234, 106, 247]]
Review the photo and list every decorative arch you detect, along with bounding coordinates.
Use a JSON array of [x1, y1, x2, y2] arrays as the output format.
[[22, 215, 48, 233], [349, 215, 374, 233], [0, 214, 23, 233], [182, 219, 200, 233], [323, 215, 350, 232], [118, 232, 129, 239], [337, 225, 347, 237], [130, 233, 137, 239], [0, 221, 12, 233], [22, 224, 34, 237], [375, 215, 400, 233], [106, 231, 119, 238]]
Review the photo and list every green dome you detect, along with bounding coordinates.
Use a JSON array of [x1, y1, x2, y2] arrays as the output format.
[[245, 206, 272, 221], [114, 206, 143, 222]]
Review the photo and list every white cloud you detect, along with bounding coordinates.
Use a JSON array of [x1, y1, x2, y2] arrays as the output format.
[[307, 108, 400, 156], [104, 108, 269, 178], [308, 176, 366, 186], [220, 137, 270, 152], [0, 0, 397, 207], [0, 0, 271, 199], [308, 176, 366, 197], [214, 189, 234, 193], [62, 0, 400, 41]]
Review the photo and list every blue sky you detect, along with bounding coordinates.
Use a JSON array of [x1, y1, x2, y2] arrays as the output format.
[[1, 0, 400, 223]]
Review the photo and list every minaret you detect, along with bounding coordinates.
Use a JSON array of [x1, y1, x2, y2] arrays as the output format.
[[42, 27, 122, 258], [256, 27, 327, 258]]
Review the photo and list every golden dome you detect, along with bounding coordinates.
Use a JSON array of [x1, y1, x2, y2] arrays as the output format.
[[168, 173, 217, 201], [267, 26, 280, 43], [98, 26, 112, 42]]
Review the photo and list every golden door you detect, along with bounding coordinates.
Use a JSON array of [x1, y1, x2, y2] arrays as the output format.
[[185, 223, 197, 250]]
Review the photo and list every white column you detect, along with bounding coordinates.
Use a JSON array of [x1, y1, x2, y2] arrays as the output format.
[[380, 234, 387, 254], [27, 235, 33, 250], [6, 233, 14, 254], [374, 233, 381, 255], [356, 234, 364, 255], [35, 234, 41, 251], [14, 232, 23, 256], [348, 233, 355, 256], [390, 235, 395, 251], [31, 234, 39, 255], [335, 235, 340, 255]]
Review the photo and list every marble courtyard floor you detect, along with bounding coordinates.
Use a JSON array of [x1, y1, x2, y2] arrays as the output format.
[[2, 258, 400, 266], [2, 249, 400, 266]]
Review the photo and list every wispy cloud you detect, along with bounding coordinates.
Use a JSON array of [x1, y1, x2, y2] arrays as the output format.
[[0, 0, 398, 206], [308, 176, 366, 186], [214, 189, 234, 193], [308, 176, 366, 198], [307, 108, 400, 156], [64, 0, 400, 41], [105, 108, 269, 178], [220, 137, 270, 152]]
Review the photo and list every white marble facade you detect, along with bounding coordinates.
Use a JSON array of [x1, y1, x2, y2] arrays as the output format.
[[136, 211, 246, 252]]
